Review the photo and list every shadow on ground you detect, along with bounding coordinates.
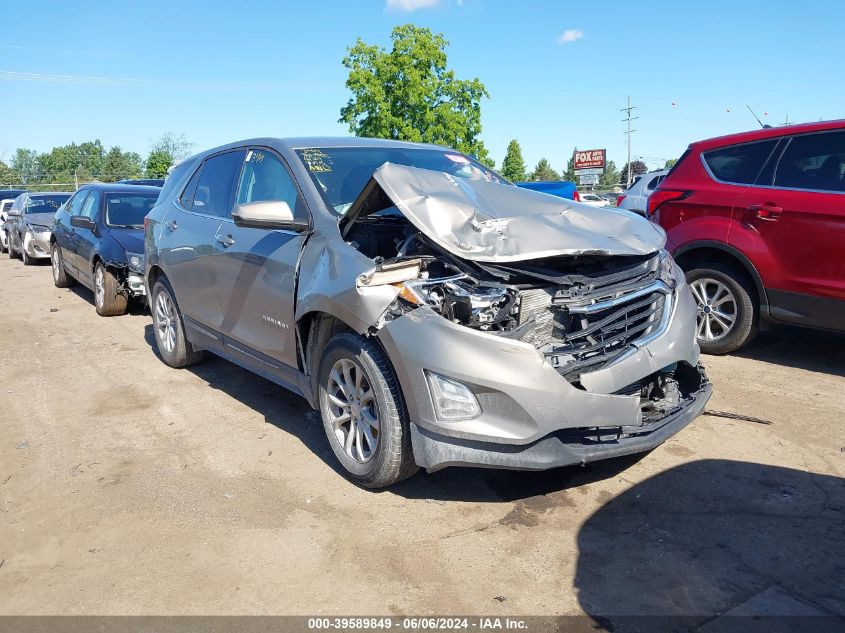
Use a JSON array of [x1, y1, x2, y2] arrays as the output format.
[[732, 326, 845, 377], [142, 324, 649, 502], [575, 459, 845, 631]]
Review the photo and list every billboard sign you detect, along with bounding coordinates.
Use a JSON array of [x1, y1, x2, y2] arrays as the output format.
[[574, 149, 606, 172], [578, 174, 599, 185]]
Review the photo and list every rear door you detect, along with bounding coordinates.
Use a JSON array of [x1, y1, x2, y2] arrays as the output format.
[[211, 147, 309, 368], [158, 150, 245, 331], [735, 129, 845, 328]]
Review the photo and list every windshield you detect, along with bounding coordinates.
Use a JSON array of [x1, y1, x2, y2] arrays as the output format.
[[295, 147, 507, 215], [24, 194, 70, 214], [105, 194, 158, 227]]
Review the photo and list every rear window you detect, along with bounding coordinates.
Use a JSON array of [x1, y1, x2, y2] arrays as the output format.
[[703, 140, 778, 185], [774, 131, 845, 192]]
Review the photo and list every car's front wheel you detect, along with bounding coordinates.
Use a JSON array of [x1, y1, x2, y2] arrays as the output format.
[[6, 233, 16, 259], [150, 277, 205, 368], [686, 264, 757, 354], [51, 243, 76, 288], [318, 332, 418, 488], [93, 263, 128, 316]]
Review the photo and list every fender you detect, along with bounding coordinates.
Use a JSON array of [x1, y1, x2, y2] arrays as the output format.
[[674, 239, 770, 314]]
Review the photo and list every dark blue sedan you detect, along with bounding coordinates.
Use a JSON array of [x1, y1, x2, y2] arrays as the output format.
[[51, 183, 160, 316]]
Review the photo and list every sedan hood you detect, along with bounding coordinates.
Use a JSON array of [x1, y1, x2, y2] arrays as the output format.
[[344, 163, 666, 263], [107, 227, 144, 253], [23, 213, 55, 228]]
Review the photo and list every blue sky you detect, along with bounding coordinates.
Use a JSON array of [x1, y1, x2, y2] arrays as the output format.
[[1, 0, 842, 173]]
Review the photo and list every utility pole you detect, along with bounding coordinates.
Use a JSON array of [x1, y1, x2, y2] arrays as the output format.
[[782, 113, 792, 126], [621, 95, 638, 187]]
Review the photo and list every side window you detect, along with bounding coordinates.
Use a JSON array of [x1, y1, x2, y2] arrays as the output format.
[[190, 150, 245, 218], [68, 191, 89, 216], [774, 131, 845, 192], [80, 190, 100, 220], [178, 165, 203, 209], [703, 140, 778, 184], [235, 149, 305, 219], [646, 176, 663, 191]]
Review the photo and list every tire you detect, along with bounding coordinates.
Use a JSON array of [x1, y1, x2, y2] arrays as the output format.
[[8, 233, 18, 259], [686, 263, 758, 355], [51, 242, 76, 288], [318, 332, 418, 488], [21, 242, 33, 266], [93, 262, 128, 316], [0, 234, 6, 254], [150, 277, 206, 368]]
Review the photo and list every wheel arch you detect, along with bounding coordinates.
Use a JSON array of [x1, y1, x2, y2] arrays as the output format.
[[674, 240, 769, 314]]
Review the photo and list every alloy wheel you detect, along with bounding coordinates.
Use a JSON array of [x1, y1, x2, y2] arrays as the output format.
[[51, 246, 60, 282], [154, 291, 177, 354], [94, 266, 105, 309], [690, 278, 738, 342], [325, 358, 379, 463]]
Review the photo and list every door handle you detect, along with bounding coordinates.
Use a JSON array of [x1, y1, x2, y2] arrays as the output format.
[[216, 234, 235, 248], [748, 204, 782, 221], [166, 220, 179, 231]]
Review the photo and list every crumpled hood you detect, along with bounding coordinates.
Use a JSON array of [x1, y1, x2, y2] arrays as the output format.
[[364, 163, 666, 263], [107, 227, 144, 253], [23, 213, 55, 228]]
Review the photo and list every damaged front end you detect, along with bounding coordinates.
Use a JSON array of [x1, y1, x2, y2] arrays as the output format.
[[338, 163, 710, 471]]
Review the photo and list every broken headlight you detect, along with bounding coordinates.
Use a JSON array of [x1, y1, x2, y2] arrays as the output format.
[[126, 252, 144, 273], [398, 275, 519, 331], [657, 249, 678, 290]]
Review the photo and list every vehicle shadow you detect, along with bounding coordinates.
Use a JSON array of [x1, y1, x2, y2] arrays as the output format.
[[142, 323, 647, 502], [731, 325, 845, 377], [574, 459, 844, 630]]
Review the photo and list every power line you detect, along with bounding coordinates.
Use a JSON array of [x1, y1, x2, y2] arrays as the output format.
[[620, 95, 638, 187]]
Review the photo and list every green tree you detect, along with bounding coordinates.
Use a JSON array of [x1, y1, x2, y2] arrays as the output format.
[[11, 148, 40, 184], [100, 146, 142, 182], [0, 159, 18, 186], [599, 160, 620, 188], [664, 158, 677, 169], [529, 157, 559, 181], [339, 24, 491, 159], [562, 148, 578, 182], [500, 140, 527, 182], [145, 150, 173, 178], [619, 160, 648, 186]]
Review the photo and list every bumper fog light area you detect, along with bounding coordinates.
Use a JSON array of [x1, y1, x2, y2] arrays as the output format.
[[426, 372, 481, 421]]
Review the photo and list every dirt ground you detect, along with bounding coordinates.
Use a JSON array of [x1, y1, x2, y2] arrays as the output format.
[[1, 256, 843, 622]]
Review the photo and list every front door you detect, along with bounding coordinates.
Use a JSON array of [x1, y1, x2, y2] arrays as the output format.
[[74, 190, 101, 286], [56, 190, 88, 276], [212, 148, 308, 368]]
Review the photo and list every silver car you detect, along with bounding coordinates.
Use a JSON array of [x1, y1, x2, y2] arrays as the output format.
[[6, 192, 72, 264], [145, 138, 710, 488]]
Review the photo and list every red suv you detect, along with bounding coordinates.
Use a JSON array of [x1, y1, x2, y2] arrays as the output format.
[[649, 120, 845, 354]]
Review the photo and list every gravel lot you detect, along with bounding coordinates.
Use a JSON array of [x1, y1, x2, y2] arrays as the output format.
[[1, 256, 843, 621]]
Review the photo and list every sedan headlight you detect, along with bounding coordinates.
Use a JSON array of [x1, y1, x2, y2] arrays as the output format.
[[126, 252, 144, 273], [26, 223, 51, 235], [657, 249, 678, 289]]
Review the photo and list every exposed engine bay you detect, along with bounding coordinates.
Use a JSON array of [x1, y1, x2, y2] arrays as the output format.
[[348, 205, 675, 383]]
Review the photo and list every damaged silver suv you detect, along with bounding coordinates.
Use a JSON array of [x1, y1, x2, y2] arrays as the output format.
[[145, 138, 711, 488]]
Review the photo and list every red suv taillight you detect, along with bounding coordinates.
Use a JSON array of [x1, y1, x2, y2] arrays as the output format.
[[573, 190, 580, 202], [617, 194, 626, 206], [648, 189, 691, 216]]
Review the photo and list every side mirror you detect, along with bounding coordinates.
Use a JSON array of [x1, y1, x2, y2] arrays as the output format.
[[70, 216, 96, 230], [232, 200, 309, 232], [6, 208, 20, 217]]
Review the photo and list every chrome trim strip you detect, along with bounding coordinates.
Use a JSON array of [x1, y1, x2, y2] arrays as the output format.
[[564, 281, 671, 314]]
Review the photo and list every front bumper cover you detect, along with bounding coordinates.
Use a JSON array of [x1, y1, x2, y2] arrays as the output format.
[[23, 229, 51, 259], [377, 281, 707, 472]]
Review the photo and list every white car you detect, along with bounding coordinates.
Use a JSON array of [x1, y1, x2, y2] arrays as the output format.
[[618, 169, 669, 216], [577, 192, 609, 207], [0, 199, 14, 253]]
